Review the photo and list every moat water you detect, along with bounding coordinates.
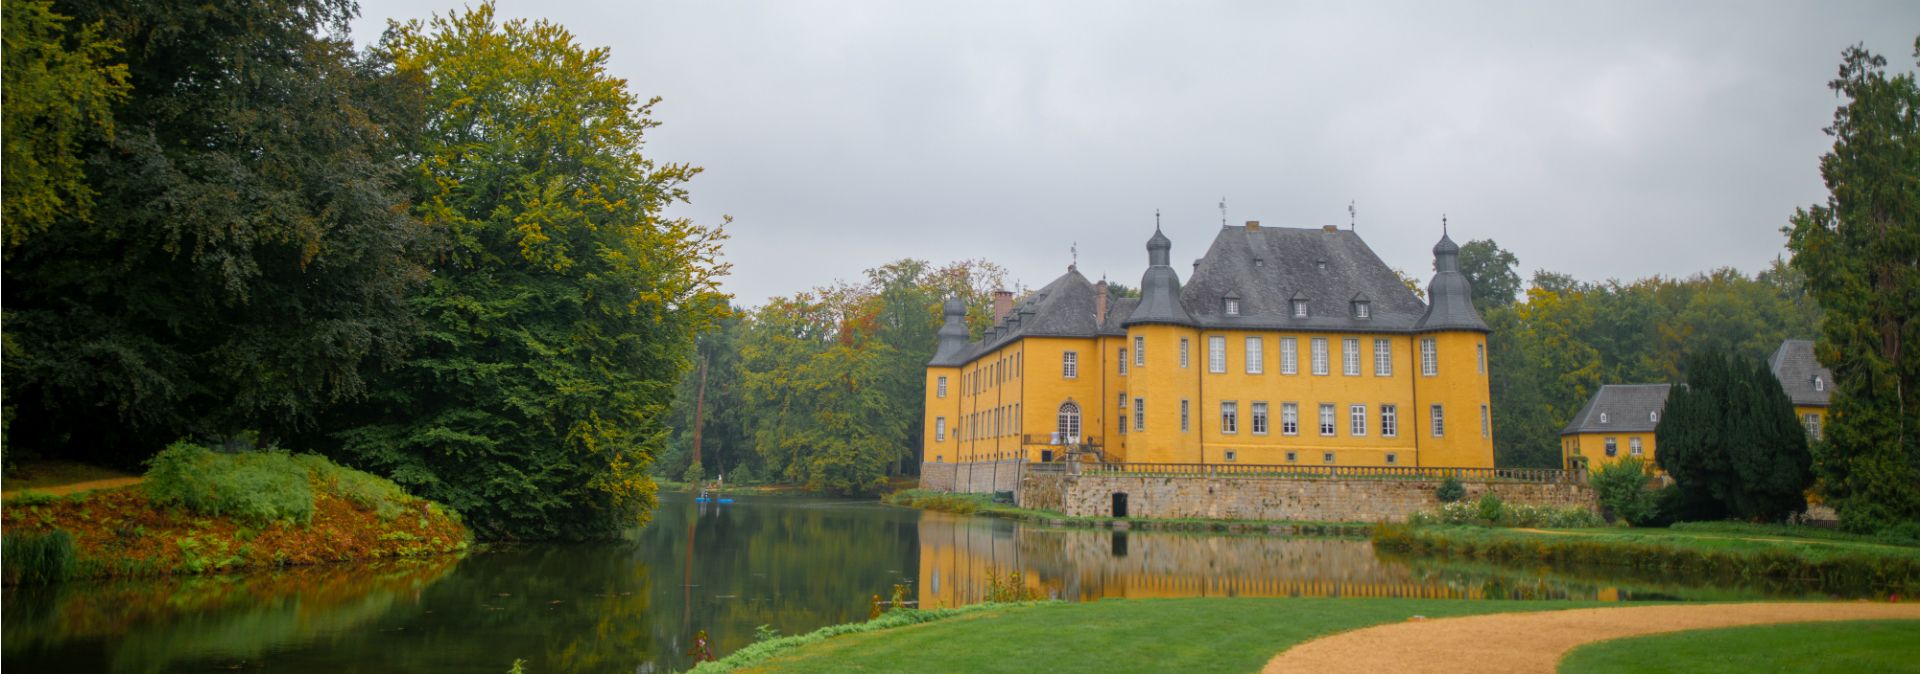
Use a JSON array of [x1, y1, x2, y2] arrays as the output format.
[[1, 493, 1858, 673]]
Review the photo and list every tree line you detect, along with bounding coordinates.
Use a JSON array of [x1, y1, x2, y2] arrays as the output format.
[[659, 260, 1005, 495], [2, 1, 729, 540]]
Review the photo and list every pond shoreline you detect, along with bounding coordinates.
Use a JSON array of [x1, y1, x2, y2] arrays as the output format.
[[884, 488, 1375, 536]]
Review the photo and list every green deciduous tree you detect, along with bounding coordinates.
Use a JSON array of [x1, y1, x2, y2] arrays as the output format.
[[4, 0, 424, 464], [323, 4, 730, 539], [1785, 39, 1920, 533], [1, 0, 129, 250], [1457, 239, 1522, 310], [1655, 351, 1814, 522]]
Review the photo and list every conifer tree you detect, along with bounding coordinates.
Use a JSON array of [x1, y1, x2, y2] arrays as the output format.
[[1657, 351, 1813, 522], [1785, 39, 1920, 534]]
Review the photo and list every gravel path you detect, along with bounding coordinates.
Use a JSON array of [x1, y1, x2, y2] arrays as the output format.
[[3, 476, 143, 499], [1261, 602, 1920, 674]]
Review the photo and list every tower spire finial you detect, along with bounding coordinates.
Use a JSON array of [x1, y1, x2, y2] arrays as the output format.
[[1155, 208, 1161, 231], [1442, 213, 1448, 236], [1070, 241, 1078, 270]]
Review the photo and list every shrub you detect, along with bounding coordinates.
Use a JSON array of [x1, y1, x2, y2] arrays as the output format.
[[1590, 457, 1662, 526], [1476, 491, 1505, 524], [3, 528, 76, 584], [1436, 476, 1466, 503], [728, 464, 757, 486], [296, 454, 413, 520], [144, 442, 315, 524], [683, 462, 705, 485]]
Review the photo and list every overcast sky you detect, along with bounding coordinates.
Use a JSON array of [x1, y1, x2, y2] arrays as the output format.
[[352, 1, 1918, 307]]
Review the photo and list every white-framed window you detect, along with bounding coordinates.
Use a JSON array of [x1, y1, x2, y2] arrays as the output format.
[[1180, 399, 1190, 432], [1224, 450, 1238, 462], [1481, 404, 1490, 438], [1221, 401, 1238, 434], [1292, 299, 1309, 318], [1134, 397, 1145, 432], [1350, 404, 1368, 436], [1058, 401, 1081, 439], [1477, 343, 1486, 374], [1135, 336, 1145, 367], [1319, 403, 1337, 436], [1282, 402, 1300, 435], [1386, 452, 1399, 465], [1381, 404, 1398, 437], [1246, 336, 1265, 374], [1179, 338, 1190, 368], [1353, 301, 1371, 319], [1814, 376, 1824, 392], [1226, 298, 1241, 316], [1311, 337, 1330, 375], [1600, 412, 1609, 424], [1323, 451, 1336, 464], [937, 376, 948, 398], [1605, 437, 1618, 457], [1430, 404, 1445, 437], [1286, 451, 1298, 463], [936, 417, 946, 441], [1251, 402, 1269, 435], [1063, 351, 1078, 378], [1651, 411, 1659, 423], [1280, 337, 1299, 375], [1208, 335, 1227, 373], [1420, 338, 1438, 376], [1806, 413, 1821, 439], [1374, 339, 1392, 377], [1118, 394, 1127, 435], [1118, 348, 1128, 375], [1118, 391, 1128, 410], [1629, 437, 1643, 456], [1343, 338, 1361, 375]]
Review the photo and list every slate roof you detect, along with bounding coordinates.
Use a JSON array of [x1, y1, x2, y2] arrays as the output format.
[[927, 267, 1104, 367], [1178, 225, 1436, 332], [931, 223, 1491, 367], [1769, 339, 1833, 407], [1561, 384, 1672, 435]]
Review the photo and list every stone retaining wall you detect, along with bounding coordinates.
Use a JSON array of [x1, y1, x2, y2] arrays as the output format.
[[1050, 474, 1594, 522], [917, 460, 1026, 494]]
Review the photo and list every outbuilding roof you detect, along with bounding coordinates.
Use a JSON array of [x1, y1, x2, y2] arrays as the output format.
[[1768, 339, 1832, 407], [1561, 384, 1672, 435]]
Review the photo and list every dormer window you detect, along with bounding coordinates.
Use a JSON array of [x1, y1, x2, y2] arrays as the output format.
[[1599, 412, 1609, 424], [1292, 300, 1308, 318], [1650, 411, 1659, 423], [1814, 376, 1824, 392], [1352, 301, 1371, 319], [1254, 257, 1265, 267], [1225, 299, 1240, 316]]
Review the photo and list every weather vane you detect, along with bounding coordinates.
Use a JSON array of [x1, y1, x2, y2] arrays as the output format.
[[1348, 200, 1356, 230], [1071, 241, 1078, 267], [1219, 197, 1227, 228]]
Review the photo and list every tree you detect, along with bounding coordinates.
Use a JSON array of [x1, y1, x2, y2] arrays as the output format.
[[323, 4, 730, 540], [1456, 239, 1522, 309], [1785, 39, 1920, 533], [4, 0, 424, 464], [1656, 351, 1813, 522], [1, 0, 129, 250]]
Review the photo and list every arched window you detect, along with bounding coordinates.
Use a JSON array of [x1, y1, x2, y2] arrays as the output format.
[[1814, 376, 1824, 392], [1057, 401, 1082, 442]]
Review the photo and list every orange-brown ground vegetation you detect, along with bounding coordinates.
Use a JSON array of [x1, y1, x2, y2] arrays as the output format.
[[2, 482, 468, 583]]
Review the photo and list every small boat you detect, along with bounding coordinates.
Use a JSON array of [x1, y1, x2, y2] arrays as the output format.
[[694, 496, 734, 504]]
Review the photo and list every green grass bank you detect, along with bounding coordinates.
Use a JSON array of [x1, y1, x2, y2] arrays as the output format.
[[693, 597, 1611, 673], [2, 443, 469, 584], [1373, 522, 1920, 595], [1559, 619, 1920, 673]]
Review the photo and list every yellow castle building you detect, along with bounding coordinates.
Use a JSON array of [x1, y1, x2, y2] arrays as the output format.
[[922, 221, 1495, 468]]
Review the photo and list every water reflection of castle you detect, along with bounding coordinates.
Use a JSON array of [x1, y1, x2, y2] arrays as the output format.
[[917, 513, 1611, 608]]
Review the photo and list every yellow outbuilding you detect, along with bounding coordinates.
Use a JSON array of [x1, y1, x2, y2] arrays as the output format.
[[1559, 384, 1670, 471], [923, 220, 1495, 469], [1768, 339, 1833, 441]]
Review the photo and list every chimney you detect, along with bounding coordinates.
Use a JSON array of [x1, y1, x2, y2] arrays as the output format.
[[1245, 220, 1261, 231], [1322, 224, 1338, 233], [1094, 280, 1109, 325], [991, 289, 1013, 324]]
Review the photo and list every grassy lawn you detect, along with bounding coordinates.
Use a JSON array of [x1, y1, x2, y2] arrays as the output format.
[[726, 598, 1608, 673], [1559, 619, 1920, 673], [1374, 523, 1920, 596]]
